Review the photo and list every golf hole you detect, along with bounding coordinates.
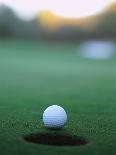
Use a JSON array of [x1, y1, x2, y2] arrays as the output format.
[[24, 133, 88, 146]]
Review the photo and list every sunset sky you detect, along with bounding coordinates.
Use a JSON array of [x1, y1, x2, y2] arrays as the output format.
[[0, 0, 115, 20]]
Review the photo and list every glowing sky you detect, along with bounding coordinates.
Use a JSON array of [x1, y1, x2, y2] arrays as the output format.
[[0, 0, 115, 20]]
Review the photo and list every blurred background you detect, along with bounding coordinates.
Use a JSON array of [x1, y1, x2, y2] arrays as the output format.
[[0, 0, 116, 42], [0, 1, 115, 95], [0, 0, 116, 84]]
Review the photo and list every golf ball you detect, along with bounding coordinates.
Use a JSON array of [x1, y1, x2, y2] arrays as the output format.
[[43, 105, 67, 129]]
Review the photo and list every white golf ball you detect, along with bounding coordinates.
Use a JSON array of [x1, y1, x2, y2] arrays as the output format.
[[43, 105, 67, 129]]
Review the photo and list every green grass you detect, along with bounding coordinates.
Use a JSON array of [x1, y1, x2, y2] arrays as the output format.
[[0, 39, 115, 155]]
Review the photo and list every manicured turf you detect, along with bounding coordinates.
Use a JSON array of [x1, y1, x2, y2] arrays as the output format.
[[0, 39, 115, 155]]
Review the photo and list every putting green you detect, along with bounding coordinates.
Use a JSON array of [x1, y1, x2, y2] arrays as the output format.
[[0, 39, 115, 155]]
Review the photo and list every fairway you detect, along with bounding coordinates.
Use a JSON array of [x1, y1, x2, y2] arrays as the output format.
[[0, 40, 115, 155]]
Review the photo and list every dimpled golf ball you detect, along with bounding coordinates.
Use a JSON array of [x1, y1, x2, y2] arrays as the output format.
[[43, 105, 67, 129]]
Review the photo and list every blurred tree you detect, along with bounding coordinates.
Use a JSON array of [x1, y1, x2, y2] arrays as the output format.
[[0, 5, 16, 37], [92, 3, 116, 39], [0, 5, 42, 39], [0, 3, 116, 41]]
